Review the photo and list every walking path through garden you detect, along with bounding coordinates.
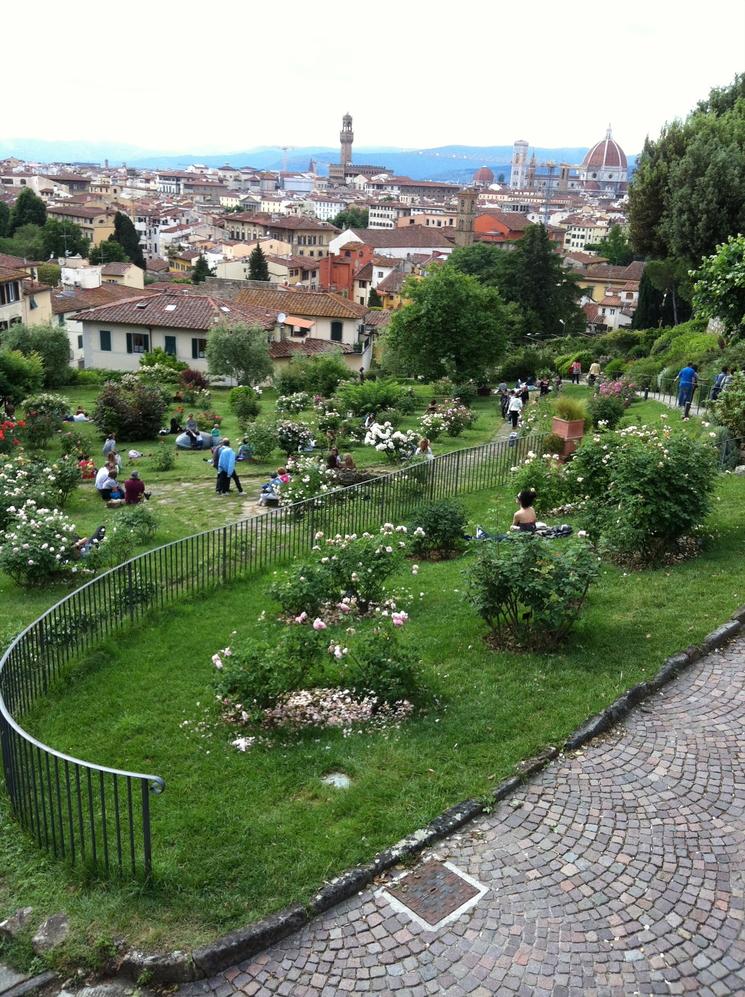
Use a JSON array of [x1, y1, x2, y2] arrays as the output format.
[[179, 635, 745, 996]]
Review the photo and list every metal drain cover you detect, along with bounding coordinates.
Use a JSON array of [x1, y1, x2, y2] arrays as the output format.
[[378, 860, 488, 930]]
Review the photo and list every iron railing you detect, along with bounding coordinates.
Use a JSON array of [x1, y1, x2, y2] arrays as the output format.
[[0, 431, 545, 879]]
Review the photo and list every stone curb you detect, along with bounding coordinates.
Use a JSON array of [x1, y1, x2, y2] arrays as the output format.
[[118, 611, 745, 984], [3, 972, 58, 997]]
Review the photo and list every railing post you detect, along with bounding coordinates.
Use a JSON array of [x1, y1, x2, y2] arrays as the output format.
[[126, 562, 135, 622], [141, 779, 152, 879]]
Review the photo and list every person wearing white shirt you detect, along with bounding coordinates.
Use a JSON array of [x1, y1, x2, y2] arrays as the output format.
[[507, 392, 523, 429]]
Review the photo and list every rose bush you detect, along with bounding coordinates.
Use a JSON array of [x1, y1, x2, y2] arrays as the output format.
[[277, 455, 336, 506], [364, 422, 418, 462], [0, 500, 82, 586], [276, 420, 314, 456]]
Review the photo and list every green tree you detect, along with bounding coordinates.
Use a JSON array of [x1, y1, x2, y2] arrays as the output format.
[[41, 219, 89, 259], [113, 211, 146, 268], [0, 349, 44, 404], [643, 259, 693, 327], [367, 286, 383, 308], [36, 262, 61, 287], [497, 224, 585, 339], [10, 188, 47, 233], [89, 238, 129, 264], [206, 322, 273, 385], [0, 324, 72, 387], [692, 234, 745, 341], [0, 224, 46, 260], [449, 242, 509, 287], [628, 74, 745, 266], [330, 207, 369, 230], [191, 255, 211, 284], [248, 244, 270, 281], [385, 265, 513, 381], [0, 203, 10, 238], [586, 224, 633, 265]]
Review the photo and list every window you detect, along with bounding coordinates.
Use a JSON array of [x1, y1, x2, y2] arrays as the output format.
[[0, 280, 20, 305], [191, 337, 207, 359], [77, 335, 83, 349], [330, 321, 343, 342], [125, 332, 150, 354], [100, 330, 112, 351], [165, 335, 177, 356]]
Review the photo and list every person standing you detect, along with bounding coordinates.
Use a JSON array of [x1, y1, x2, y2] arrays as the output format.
[[507, 391, 523, 429], [217, 438, 239, 495], [519, 382, 530, 412], [102, 433, 117, 458], [571, 360, 582, 384], [497, 381, 509, 418], [711, 366, 732, 401], [674, 363, 698, 416], [588, 361, 601, 386]]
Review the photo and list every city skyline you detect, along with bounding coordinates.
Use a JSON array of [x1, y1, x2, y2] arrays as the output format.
[[3, 0, 743, 158]]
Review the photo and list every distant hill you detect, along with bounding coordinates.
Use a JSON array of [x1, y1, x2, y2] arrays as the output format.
[[0, 139, 638, 182]]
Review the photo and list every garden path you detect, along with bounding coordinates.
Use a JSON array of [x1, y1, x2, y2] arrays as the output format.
[[179, 635, 745, 996]]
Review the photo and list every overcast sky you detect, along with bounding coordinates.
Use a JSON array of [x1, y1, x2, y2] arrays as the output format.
[[5, 0, 744, 155]]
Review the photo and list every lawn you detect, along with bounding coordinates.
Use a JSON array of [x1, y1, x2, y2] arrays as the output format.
[[1, 383, 509, 643], [3, 470, 745, 972]]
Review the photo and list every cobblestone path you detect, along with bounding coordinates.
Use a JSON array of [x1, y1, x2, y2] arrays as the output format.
[[181, 639, 745, 996]]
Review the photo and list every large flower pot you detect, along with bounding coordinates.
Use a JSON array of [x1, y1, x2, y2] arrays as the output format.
[[551, 416, 585, 460]]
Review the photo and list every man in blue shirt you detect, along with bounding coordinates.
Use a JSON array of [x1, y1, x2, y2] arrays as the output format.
[[675, 363, 697, 413], [216, 438, 242, 495]]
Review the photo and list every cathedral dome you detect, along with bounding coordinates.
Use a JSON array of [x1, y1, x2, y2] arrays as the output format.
[[582, 128, 627, 170], [473, 165, 494, 185]]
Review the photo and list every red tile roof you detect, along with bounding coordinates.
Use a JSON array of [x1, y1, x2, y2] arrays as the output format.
[[233, 286, 367, 319], [52, 284, 159, 316], [348, 227, 455, 249], [71, 290, 274, 331], [269, 337, 356, 359]]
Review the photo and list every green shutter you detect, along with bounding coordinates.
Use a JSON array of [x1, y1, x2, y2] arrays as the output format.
[[143, 334, 150, 352], [192, 338, 198, 359], [126, 333, 133, 354], [100, 329, 111, 351], [165, 335, 177, 356]]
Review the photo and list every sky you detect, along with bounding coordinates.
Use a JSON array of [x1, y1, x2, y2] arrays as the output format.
[[4, 0, 744, 156]]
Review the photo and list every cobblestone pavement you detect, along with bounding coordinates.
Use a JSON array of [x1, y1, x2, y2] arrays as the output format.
[[180, 640, 745, 996]]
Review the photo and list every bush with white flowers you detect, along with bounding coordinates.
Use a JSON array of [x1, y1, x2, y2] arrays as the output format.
[[364, 421, 419, 462], [418, 411, 448, 440], [0, 454, 80, 531], [276, 419, 314, 455], [0, 500, 82, 586], [276, 392, 311, 414], [439, 400, 476, 437], [277, 455, 337, 506]]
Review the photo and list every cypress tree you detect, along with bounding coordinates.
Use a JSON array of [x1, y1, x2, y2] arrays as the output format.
[[113, 211, 146, 268], [248, 244, 270, 282]]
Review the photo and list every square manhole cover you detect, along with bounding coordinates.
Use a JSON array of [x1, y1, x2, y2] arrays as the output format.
[[378, 860, 488, 930]]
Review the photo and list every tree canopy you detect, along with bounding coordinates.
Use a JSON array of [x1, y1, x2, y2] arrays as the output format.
[[628, 74, 745, 267], [89, 238, 129, 264], [0, 350, 44, 404], [585, 224, 634, 265], [191, 255, 211, 284], [0, 203, 10, 239], [385, 265, 515, 381], [330, 206, 369, 230], [248, 244, 270, 282], [41, 218, 89, 259], [10, 189, 47, 233], [0, 324, 72, 387], [692, 234, 745, 340], [113, 211, 146, 269], [206, 322, 274, 385]]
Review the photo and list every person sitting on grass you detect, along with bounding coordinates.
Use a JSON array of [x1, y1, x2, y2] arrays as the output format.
[[237, 437, 254, 462], [511, 489, 538, 533], [342, 453, 356, 470], [124, 469, 151, 504], [71, 525, 107, 559], [99, 468, 124, 507], [78, 453, 96, 481], [327, 447, 341, 470], [416, 437, 434, 461]]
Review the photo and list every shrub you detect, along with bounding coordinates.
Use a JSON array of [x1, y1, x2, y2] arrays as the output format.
[[319, 525, 408, 611], [58, 429, 88, 457], [140, 348, 187, 372], [343, 627, 423, 705], [229, 386, 261, 427], [712, 371, 745, 440], [278, 455, 337, 505], [598, 379, 636, 407], [510, 451, 569, 514], [418, 411, 447, 440], [588, 393, 625, 429], [276, 352, 354, 397], [92, 377, 167, 441], [465, 537, 599, 649], [0, 418, 27, 455], [276, 392, 311, 414], [21, 392, 69, 421], [542, 432, 565, 456], [498, 347, 556, 383], [603, 358, 626, 379], [117, 504, 158, 543], [136, 362, 182, 387], [213, 626, 324, 711], [364, 422, 418, 461], [0, 349, 44, 404], [180, 368, 209, 390], [451, 381, 478, 407], [150, 444, 176, 472], [269, 562, 336, 617], [0, 500, 81, 587], [335, 378, 406, 416], [553, 396, 587, 422], [21, 392, 69, 449], [247, 422, 278, 460], [566, 425, 717, 564], [0, 455, 80, 529], [440, 400, 476, 436], [276, 420, 314, 456], [396, 387, 417, 415], [409, 499, 467, 558]]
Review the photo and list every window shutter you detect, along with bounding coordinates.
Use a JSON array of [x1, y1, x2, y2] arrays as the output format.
[[126, 333, 133, 354], [192, 338, 198, 359], [143, 334, 150, 352]]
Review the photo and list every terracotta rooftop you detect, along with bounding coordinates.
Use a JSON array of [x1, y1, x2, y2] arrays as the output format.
[[269, 337, 356, 359], [233, 286, 367, 320], [101, 262, 135, 275], [230, 212, 339, 231], [71, 290, 274, 331], [347, 227, 455, 249], [52, 284, 159, 316]]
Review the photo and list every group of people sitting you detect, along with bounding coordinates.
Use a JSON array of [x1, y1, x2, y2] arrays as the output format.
[[91, 433, 151, 507]]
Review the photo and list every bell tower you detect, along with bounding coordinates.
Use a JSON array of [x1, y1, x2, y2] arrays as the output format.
[[340, 113, 354, 167], [454, 188, 477, 247]]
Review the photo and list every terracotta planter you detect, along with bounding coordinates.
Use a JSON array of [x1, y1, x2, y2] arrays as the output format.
[[551, 416, 585, 441], [551, 416, 585, 460]]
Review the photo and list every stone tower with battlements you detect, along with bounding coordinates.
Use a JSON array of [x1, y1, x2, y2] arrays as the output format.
[[340, 113, 354, 167]]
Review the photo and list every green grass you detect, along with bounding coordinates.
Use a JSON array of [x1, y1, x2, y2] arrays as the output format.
[[3, 475, 745, 970], [1, 384, 509, 642]]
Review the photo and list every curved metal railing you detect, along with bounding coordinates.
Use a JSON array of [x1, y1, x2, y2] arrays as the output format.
[[0, 432, 545, 878]]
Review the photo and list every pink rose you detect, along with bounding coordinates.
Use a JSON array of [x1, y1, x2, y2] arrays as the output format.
[[313, 618, 327, 631]]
